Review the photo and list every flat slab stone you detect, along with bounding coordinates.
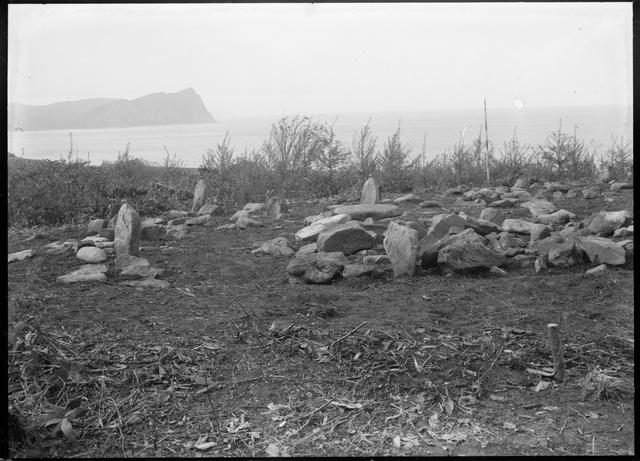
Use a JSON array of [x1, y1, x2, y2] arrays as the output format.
[[114, 254, 150, 270], [57, 264, 108, 284], [332, 204, 401, 221], [342, 264, 376, 278], [295, 213, 351, 242], [8, 249, 35, 263], [120, 278, 171, 288], [185, 214, 211, 226]]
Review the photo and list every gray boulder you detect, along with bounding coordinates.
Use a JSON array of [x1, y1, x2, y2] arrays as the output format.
[[479, 207, 505, 225], [198, 203, 223, 216], [165, 224, 190, 240], [535, 209, 576, 225], [419, 228, 486, 269], [99, 228, 115, 240], [235, 217, 264, 229], [252, 237, 295, 258], [575, 236, 626, 266], [437, 241, 506, 274], [296, 243, 317, 255], [521, 199, 556, 218], [582, 210, 632, 236], [582, 187, 601, 199], [584, 264, 607, 277], [141, 222, 162, 241], [287, 252, 348, 284], [317, 221, 376, 255], [548, 240, 581, 267], [76, 246, 108, 263], [88, 219, 108, 234]]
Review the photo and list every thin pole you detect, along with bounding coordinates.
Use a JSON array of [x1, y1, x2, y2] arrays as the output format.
[[68, 132, 73, 163], [484, 98, 490, 182]]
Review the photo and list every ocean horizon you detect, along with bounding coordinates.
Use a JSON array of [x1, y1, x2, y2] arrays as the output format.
[[7, 105, 633, 168]]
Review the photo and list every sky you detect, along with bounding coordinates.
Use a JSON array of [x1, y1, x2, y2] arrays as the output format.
[[7, 3, 633, 117]]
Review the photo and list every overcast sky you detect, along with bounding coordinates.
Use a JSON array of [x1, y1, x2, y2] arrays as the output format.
[[8, 3, 632, 117]]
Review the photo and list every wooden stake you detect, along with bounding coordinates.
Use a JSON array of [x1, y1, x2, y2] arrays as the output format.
[[484, 98, 490, 183], [547, 323, 565, 383]]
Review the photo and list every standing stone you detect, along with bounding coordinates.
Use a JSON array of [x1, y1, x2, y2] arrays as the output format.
[[361, 177, 380, 204], [265, 197, 282, 219], [114, 203, 141, 256], [383, 222, 420, 276], [191, 179, 207, 213]]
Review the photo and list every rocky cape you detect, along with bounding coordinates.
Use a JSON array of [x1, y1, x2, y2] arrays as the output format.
[[8, 88, 215, 131]]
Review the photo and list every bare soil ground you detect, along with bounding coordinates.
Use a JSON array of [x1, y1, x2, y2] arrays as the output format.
[[7, 188, 634, 457]]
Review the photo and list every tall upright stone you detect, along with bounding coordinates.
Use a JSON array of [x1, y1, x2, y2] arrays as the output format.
[[265, 196, 282, 219], [361, 177, 380, 204], [115, 203, 141, 256], [383, 221, 420, 276], [191, 179, 207, 213]]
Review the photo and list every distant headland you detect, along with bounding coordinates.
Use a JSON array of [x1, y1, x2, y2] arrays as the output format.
[[8, 88, 215, 131]]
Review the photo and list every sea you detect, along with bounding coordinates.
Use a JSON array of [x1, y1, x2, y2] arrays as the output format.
[[7, 105, 632, 168]]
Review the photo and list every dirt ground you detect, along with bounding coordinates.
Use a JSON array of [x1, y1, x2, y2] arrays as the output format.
[[6, 188, 635, 457]]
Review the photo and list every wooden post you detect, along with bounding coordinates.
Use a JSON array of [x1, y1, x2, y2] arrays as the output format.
[[547, 323, 565, 383], [68, 132, 73, 163], [484, 98, 490, 183]]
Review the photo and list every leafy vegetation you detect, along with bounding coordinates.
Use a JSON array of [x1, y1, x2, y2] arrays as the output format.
[[7, 116, 632, 227]]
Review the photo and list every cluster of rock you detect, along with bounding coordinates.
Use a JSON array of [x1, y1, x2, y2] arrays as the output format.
[[51, 203, 167, 287], [217, 196, 284, 230], [249, 178, 634, 284]]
